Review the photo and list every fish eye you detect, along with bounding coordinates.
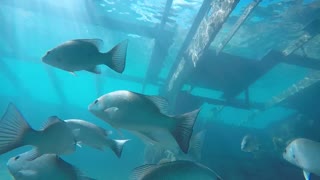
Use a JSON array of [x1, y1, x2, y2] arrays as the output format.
[[14, 155, 20, 160], [46, 51, 51, 55], [94, 99, 98, 104]]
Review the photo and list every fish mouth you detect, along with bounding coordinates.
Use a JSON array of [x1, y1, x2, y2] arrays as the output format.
[[88, 103, 94, 111], [41, 56, 48, 63]]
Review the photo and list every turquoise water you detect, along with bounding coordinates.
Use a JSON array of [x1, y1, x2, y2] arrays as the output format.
[[1, 0, 320, 179]]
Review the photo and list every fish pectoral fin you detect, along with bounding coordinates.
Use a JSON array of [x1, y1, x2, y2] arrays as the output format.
[[72, 128, 81, 137], [76, 141, 83, 148], [18, 170, 37, 177], [86, 66, 101, 74], [70, 72, 77, 76], [130, 164, 159, 180], [188, 130, 206, 160], [104, 107, 119, 119], [303, 170, 311, 180]]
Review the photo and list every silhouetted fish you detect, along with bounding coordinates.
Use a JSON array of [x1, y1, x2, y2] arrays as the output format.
[[42, 39, 128, 74], [7, 151, 95, 180]]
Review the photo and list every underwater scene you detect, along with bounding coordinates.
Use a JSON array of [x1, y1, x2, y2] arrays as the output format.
[[1, 0, 320, 179]]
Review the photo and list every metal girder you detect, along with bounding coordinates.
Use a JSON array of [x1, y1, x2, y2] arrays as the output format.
[[143, 0, 174, 91], [216, 0, 262, 55], [162, 0, 240, 112], [265, 70, 320, 109]]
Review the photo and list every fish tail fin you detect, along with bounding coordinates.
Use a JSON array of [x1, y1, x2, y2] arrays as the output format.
[[170, 108, 201, 154], [106, 139, 130, 158], [0, 103, 34, 155], [104, 39, 128, 73]]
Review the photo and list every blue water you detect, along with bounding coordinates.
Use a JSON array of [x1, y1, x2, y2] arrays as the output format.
[[1, 0, 320, 179]]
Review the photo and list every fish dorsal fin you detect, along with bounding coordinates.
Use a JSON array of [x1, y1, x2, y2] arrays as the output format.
[[42, 116, 64, 130], [144, 95, 169, 115], [303, 170, 311, 180], [130, 164, 158, 180], [74, 39, 103, 49]]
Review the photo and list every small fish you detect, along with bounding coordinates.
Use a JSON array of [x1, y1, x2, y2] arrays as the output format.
[[240, 135, 260, 153], [283, 138, 320, 180], [88, 90, 200, 153], [42, 39, 128, 74], [7, 151, 95, 180], [0, 103, 77, 160], [64, 119, 129, 158], [130, 160, 222, 180]]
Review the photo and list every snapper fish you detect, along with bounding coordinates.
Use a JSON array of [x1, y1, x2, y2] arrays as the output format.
[[0, 103, 77, 160], [283, 138, 320, 180], [7, 151, 95, 180], [130, 160, 222, 180], [240, 134, 260, 153], [42, 39, 128, 74], [65, 119, 129, 158], [88, 90, 200, 153]]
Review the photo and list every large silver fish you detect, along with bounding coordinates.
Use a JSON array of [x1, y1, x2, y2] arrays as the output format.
[[283, 138, 320, 180], [64, 119, 129, 158], [42, 39, 128, 74], [7, 151, 95, 180], [130, 160, 222, 180], [0, 103, 77, 160], [88, 90, 200, 153]]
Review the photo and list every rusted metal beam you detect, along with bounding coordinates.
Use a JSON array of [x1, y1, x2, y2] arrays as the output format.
[[162, 0, 240, 112], [265, 70, 320, 109], [282, 18, 320, 56], [216, 0, 262, 55], [143, 0, 174, 91]]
